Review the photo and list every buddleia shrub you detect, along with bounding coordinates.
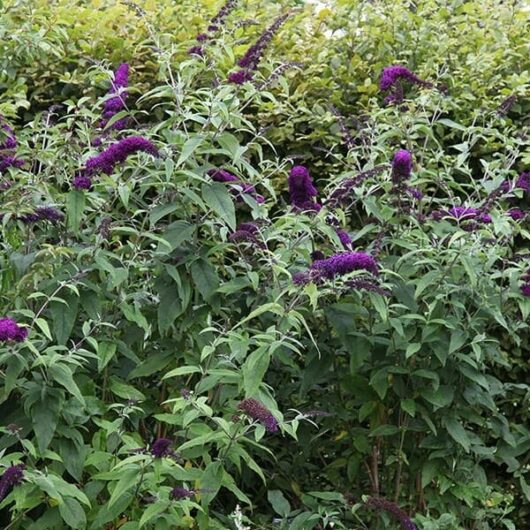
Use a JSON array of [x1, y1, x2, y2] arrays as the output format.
[[0, 1, 529, 529]]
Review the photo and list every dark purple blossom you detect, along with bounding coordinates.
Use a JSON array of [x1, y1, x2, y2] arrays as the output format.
[[520, 284, 530, 297], [0, 464, 25, 502], [21, 206, 64, 224], [196, 33, 209, 42], [366, 497, 417, 530], [0, 180, 12, 191], [151, 438, 174, 458], [516, 172, 530, 193], [380, 65, 430, 104], [508, 208, 525, 221], [326, 166, 387, 207], [407, 187, 423, 200], [171, 486, 195, 500], [208, 168, 263, 203], [0, 123, 17, 151], [101, 64, 129, 128], [0, 156, 24, 174], [497, 95, 516, 116], [288, 165, 320, 211], [209, 0, 237, 31], [229, 222, 265, 247], [84, 136, 158, 176], [311, 251, 379, 278], [188, 45, 205, 57], [336, 229, 352, 249], [228, 70, 254, 85], [72, 174, 93, 191], [392, 149, 413, 182], [311, 250, 325, 262], [0, 318, 28, 343], [433, 206, 491, 224], [229, 13, 289, 83], [238, 398, 278, 433]]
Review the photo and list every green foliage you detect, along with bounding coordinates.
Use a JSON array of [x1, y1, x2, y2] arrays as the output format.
[[0, 0, 529, 528]]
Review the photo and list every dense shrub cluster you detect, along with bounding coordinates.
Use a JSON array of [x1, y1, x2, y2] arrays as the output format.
[[0, 0, 529, 529]]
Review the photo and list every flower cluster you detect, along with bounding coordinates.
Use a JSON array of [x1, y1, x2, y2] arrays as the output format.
[[0, 118, 24, 174], [208, 168, 264, 203], [380, 65, 430, 105], [508, 208, 525, 221], [170, 486, 195, 500], [100, 64, 129, 130], [516, 171, 530, 193], [150, 438, 175, 458], [0, 464, 25, 502], [229, 222, 265, 248], [238, 398, 278, 433], [0, 318, 28, 343], [365, 496, 417, 530], [391, 149, 413, 183], [189, 0, 238, 56], [345, 278, 391, 296], [74, 136, 158, 190], [288, 165, 321, 212], [326, 166, 386, 207], [432, 206, 492, 226], [21, 206, 64, 224], [229, 13, 290, 84], [336, 229, 352, 249]]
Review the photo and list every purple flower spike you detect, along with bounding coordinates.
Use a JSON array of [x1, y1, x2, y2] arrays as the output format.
[[0, 464, 25, 502], [311, 251, 379, 278], [208, 168, 263, 203], [521, 284, 530, 297], [336, 229, 352, 249], [392, 149, 413, 182], [171, 486, 195, 500], [85, 136, 158, 176], [365, 497, 417, 530], [228, 70, 253, 85], [516, 172, 530, 193], [0, 318, 28, 343], [238, 398, 278, 433], [151, 438, 174, 458], [508, 208, 525, 221], [380, 66, 423, 91], [188, 45, 205, 57], [100, 64, 129, 131], [288, 165, 321, 211], [73, 174, 93, 191]]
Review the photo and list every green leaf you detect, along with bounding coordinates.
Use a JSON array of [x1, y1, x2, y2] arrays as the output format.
[[199, 461, 223, 506], [109, 468, 139, 508], [31, 393, 64, 453], [58, 497, 86, 529], [48, 363, 85, 405], [421, 385, 454, 410], [243, 347, 271, 396], [176, 136, 203, 167], [445, 417, 471, 452], [267, 489, 291, 517], [157, 221, 195, 253], [139, 499, 170, 527], [66, 190, 85, 234], [163, 365, 201, 379], [109, 377, 146, 401], [202, 182, 236, 230], [191, 258, 220, 301], [97, 342, 117, 372], [51, 294, 79, 345]]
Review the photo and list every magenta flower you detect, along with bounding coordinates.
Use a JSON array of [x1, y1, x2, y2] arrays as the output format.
[[508, 208, 525, 221], [72, 174, 93, 191], [85, 136, 158, 176], [516, 172, 530, 193], [151, 438, 174, 458], [238, 398, 278, 433], [336, 229, 352, 249], [100, 64, 129, 129], [288, 165, 321, 211], [0, 318, 28, 343], [311, 251, 379, 278], [392, 149, 413, 182], [0, 464, 25, 502], [365, 497, 416, 530]]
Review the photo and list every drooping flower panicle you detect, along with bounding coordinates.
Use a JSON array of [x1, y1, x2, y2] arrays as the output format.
[[365, 497, 417, 530], [208, 168, 264, 203], [100, 64, 129, 130], [0, 464, 25, 502], [151, 438, 174, 458], [229, 13, 290, 84], [326, 166, 386, 207], [85, 136, 158, 176], [0, 318, 28, 343], [380, 65, 431, 105], [312, 251, 379, 278], [238, 398, 278, 432], [391, 149, 413, 182], [171, 486, 195, 500], [0, 118, 24, 173], [288, 165, 321, 212]]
